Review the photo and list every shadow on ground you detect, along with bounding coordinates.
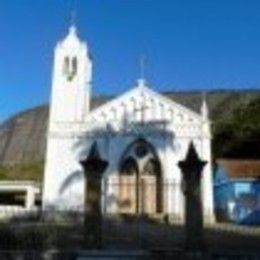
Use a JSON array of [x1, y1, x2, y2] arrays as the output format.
[[0, 213, 259, 259]]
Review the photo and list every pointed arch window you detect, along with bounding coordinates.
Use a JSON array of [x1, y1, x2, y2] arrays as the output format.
[[120, 157, 138, 176], [62, 56, 77, 81], [63, 57, 70, 76], [72, 57, 77, 75]]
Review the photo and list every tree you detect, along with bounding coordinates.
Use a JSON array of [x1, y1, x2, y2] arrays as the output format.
[[213, 97, 260, 158]]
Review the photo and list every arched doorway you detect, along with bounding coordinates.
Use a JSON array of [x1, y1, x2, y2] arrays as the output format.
[[118, 157, 138, 214], [118, 138, 163, 215]]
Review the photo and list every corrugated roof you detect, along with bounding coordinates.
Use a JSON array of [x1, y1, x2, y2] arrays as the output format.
[[217, 159, 260, 179]]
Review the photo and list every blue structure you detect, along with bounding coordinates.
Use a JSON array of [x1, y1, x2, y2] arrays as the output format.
[[214, 160, 260, 225]]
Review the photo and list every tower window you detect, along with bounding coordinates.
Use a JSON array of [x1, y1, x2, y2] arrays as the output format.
[[72, 57, 77, 75], [63, 57, 70, 76], [63, 56, 77, 81]]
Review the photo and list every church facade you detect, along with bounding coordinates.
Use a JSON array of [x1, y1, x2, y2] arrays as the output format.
[[42, 25, 215, 223]]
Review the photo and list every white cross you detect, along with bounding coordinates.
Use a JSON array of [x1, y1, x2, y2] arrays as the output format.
[[140, 54, 145, 80], [133, 103, 150, 125]]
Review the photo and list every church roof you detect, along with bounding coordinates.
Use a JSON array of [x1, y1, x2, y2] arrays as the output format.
[[0, 89, 259, 166], [216, 159, 260, 179], [89, 91, 202, 114], [90, 95, 112, 110]]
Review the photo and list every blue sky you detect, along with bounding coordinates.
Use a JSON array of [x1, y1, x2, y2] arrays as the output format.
[[1, 0, 260, 121]]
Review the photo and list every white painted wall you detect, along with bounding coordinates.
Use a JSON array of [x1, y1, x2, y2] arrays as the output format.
[[42, 26, 215, 223]]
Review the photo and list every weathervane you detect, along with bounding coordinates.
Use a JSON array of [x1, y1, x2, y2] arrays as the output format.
[[140, 54, 145, 80]]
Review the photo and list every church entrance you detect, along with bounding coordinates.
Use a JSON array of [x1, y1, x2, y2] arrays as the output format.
[[118, 138, 162, 215]]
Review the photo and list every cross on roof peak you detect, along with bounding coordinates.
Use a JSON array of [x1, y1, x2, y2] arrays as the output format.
[[137, 55, 147, 88]]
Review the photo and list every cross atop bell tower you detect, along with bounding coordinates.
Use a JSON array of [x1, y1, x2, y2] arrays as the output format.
[[70, 9, 77, 28]]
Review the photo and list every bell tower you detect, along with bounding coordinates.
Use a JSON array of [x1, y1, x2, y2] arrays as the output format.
[[49, 25, 92, 123], [43, 24, 92, 209]]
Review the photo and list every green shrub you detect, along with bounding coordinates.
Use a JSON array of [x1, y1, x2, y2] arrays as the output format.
[[0, 161, 44, 181]]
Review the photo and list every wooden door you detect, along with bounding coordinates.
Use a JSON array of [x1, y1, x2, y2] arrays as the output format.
[[139, 175, 157, 214], [118, 175, 136, 214]]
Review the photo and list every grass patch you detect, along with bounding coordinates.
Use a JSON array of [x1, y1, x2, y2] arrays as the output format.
[[0, 161, 44, 181]]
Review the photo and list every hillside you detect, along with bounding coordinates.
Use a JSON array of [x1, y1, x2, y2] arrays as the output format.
[[0, 89, 259, 175], [213, 95, 260, 158]]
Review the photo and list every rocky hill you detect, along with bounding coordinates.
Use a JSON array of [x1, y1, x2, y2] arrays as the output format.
[[0, 90, 259, 166]]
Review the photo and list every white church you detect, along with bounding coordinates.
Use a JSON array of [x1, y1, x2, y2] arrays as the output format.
[[42, 24, 215, 223]]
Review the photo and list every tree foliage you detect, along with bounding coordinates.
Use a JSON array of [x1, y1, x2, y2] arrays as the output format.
[[213, 97, 260, 158]]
